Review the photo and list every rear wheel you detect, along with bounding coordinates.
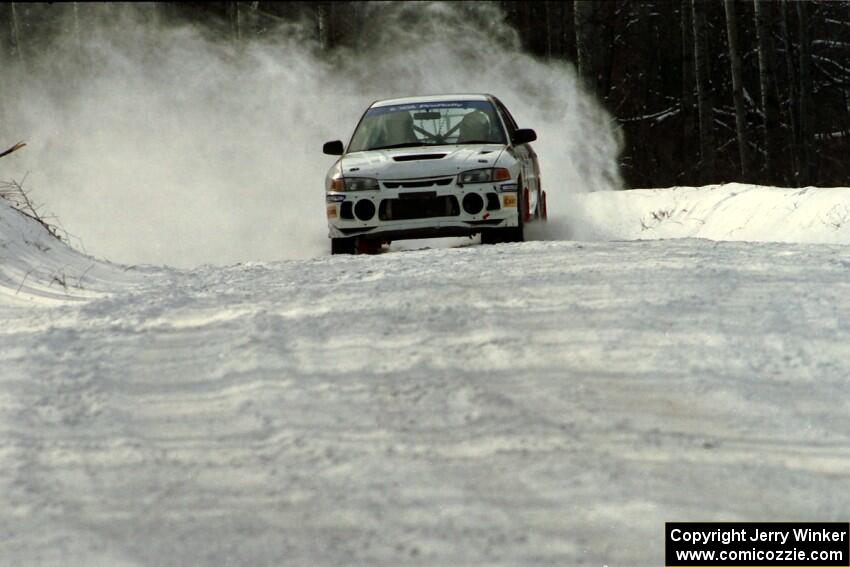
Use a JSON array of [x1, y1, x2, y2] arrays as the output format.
[[331, 237, 356, 255]]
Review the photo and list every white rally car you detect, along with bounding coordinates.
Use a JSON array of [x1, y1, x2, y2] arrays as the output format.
[[322, 94, 546, 254]]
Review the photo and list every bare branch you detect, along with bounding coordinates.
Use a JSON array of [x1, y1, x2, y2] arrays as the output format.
[[0, 142, 26, 159]]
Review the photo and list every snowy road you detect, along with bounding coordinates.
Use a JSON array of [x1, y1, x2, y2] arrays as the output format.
[[3, 208, 850, 565]]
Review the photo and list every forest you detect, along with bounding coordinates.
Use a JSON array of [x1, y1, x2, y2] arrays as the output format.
[[2, 1, 849, 189]]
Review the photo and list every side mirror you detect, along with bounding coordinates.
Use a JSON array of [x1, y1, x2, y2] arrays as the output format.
[[323, 140, 344, 155], [511, 128, 537, 146]]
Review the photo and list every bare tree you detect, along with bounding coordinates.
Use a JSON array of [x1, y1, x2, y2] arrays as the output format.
[[692, 0, 716, 182], [753, 0, 781, 183], [9, 3, 25, 65], [72, 3, 82, 51], [680, 0, 697, 181], [779, 0, 801, 185], [560, 0, 576, 62], [150, 2, 162, 28], [724, 0, 749, 178], [573, 1, 616, 100], [227, 2, 241, 41], [573, 0, 594, 95], [316, 2, 331, 50], [796, 0, 814, 185]]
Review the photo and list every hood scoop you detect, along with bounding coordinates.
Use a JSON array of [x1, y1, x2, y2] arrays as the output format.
[[393, 153, 447, 162]]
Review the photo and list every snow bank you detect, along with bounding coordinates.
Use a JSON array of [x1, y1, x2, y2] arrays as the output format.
[[0, 198, 141, 305], [4, 182, 850, 306], [552, 183, 850, 244]]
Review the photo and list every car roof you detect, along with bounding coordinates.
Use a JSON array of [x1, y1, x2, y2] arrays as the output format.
[[371, 94, 493, 108]]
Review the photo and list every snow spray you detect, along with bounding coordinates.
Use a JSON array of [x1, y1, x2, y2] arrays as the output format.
[[1, 2, 621, 267]]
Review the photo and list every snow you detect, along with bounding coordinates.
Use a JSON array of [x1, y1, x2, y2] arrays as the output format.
[[2, 186, 850, 566], [558, 182, 850, 244]]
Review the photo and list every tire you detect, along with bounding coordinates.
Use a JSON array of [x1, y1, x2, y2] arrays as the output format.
[[482, 178, 525, 244], [480, 230, 500, 245], [331, 237, 356, 255], [357, 239, 382, 255]]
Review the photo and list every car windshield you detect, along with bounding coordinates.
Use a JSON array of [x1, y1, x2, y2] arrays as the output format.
[[348, 100, 506, 152]]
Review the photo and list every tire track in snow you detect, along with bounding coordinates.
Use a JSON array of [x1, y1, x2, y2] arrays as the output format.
[[2, 239, 850, 565]]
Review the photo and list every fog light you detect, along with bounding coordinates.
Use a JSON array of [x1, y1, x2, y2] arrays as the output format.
[[462, 193, 484, 215], [354, 199, 376, 221]]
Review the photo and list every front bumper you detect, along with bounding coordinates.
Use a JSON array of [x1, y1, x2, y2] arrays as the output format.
[[326, 179, 518, 241]]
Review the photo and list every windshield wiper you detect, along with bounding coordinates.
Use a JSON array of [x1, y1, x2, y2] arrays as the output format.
[[456, 140, 499, 145]]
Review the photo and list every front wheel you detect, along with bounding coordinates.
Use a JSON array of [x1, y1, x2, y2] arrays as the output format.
[[481, 226, 523, 244], [331, 237, 356, 255], [356, 239, 382, 255], [480, 182, 525, 244]]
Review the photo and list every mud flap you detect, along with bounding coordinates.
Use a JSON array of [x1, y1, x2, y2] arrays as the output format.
[[523, 187, 532, 223], [541, 191, 548, 221]]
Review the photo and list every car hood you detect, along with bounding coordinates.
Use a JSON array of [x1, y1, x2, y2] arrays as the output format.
[[339, 144, 506, 180]]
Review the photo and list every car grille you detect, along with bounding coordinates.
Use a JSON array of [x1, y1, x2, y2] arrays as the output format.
[[379, 195, 460, 221]]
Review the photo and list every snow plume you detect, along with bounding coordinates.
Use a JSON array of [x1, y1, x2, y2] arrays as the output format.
[[2, 2, 621, 267]]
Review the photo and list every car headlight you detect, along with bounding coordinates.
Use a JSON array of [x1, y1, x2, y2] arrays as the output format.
[[329, 177, 379, 191], [458, 168, 511, 184]]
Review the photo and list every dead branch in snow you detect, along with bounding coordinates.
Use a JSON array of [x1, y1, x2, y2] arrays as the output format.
[[0, 142, 26, 159], [0, 176, 66, 242], [15, 268, 34, 295]]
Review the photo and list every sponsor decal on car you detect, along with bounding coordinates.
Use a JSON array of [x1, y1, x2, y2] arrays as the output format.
[[503, 194, 517, 208], [326, 205, 338, 219], [370, 100, 494, 115]]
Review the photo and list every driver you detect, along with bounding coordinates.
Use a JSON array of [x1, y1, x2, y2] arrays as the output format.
[[457, 110, 492, 143], [381, 111, 418, 146]]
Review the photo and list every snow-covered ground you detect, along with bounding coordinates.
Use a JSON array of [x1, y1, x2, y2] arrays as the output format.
[[2, 186, 850, 566]]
